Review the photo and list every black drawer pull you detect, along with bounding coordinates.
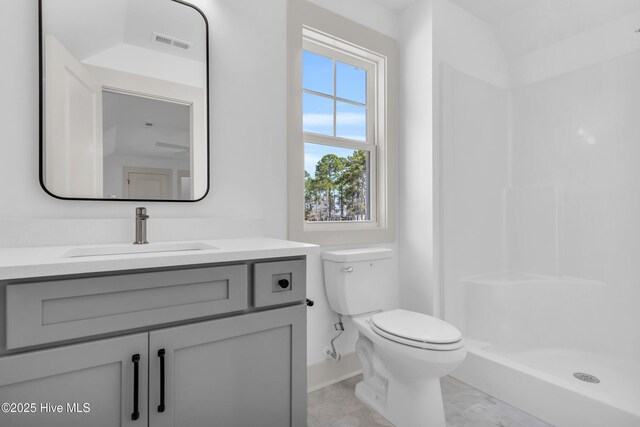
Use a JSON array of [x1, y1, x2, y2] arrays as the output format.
[[132, 354, 140, 421], [158, 349, 166, 413], [278, 279, 290, 289]]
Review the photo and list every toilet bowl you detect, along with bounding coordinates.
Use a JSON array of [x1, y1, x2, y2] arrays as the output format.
[[322, 248, 466, 427], [351, 310, 465, 427]]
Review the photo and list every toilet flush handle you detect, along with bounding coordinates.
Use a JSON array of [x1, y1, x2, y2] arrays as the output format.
[[341, 266, 353, 273]]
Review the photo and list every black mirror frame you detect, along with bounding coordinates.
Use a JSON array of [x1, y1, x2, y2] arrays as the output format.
[[38, 0, 211, 203]]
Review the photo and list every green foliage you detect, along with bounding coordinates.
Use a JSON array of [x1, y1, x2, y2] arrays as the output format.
[[305, 150, 369, 221]]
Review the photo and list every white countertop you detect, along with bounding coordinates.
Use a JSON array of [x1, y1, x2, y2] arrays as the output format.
[[0, 238, 318, 280]]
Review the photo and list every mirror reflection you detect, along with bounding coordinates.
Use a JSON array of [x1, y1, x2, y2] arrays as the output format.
[[40, 0, 209, 201]]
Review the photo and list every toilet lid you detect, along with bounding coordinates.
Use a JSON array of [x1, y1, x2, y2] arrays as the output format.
[[371, 309, 462, 345]]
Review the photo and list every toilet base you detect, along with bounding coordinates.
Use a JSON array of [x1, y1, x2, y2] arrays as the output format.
[[355, 375, 446, 427], [354, 374, 388, 415]]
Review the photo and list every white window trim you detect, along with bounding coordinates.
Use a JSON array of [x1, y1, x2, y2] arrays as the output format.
[[288, 0, 397, 245]]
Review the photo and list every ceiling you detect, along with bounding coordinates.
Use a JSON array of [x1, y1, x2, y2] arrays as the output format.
[[368, 0, 420, 12], [42, 0, 206, 63], [449, 0, 531, 24], [103, 91, 190, 159], [450, 0, 640, 57]]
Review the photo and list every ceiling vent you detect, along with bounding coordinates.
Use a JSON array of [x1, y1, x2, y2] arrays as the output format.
[[152, 32, 191, 51]]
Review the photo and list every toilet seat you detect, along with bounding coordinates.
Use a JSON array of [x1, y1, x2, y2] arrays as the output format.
[[371, 309, 464, 351]]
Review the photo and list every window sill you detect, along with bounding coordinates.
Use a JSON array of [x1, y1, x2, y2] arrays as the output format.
[[289, 223, 395, 246]]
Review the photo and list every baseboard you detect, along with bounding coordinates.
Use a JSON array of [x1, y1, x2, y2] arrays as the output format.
[[307, 352, 362, 392]]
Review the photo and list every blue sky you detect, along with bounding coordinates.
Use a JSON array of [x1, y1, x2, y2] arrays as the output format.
[[303, 50, 367, 177]]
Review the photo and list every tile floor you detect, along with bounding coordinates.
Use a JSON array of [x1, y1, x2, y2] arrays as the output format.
[[308, 375, 553, 427]]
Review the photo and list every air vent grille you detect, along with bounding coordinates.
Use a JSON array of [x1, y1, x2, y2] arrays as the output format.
[[152, 32, 191, 50], [154, 34, 173, 45], [172, 40, 190, 50]]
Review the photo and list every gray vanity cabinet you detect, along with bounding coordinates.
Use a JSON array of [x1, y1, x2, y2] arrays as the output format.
[[0, 257, 307, 427], [0, 333, 148, 427], [149, 304, 307, 427]]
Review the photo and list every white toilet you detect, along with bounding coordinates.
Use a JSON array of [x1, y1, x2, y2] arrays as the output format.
[[323, 248, 466, 427]]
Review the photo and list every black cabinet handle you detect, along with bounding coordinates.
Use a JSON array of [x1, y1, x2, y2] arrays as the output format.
[[278, 279, 290, 289], [158, 349, 166, 413], [306, 298, 314, 307], [132, 354, 140, 421]]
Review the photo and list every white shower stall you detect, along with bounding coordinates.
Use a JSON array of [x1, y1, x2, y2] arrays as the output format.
[[437, 1, 640, 425]]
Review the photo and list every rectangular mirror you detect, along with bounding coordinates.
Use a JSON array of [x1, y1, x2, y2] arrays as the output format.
[[39, 0, 209, 201]]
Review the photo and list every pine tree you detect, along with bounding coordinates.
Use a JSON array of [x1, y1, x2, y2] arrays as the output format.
[[305, 150, 368, 222]]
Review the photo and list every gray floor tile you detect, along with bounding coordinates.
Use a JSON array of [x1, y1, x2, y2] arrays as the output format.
[[308, 378, 366, 425], [308, 413, 321, 427], [442, 376, 550, 427], [308, 375, 553, 427], [325, 406, 394, 427]]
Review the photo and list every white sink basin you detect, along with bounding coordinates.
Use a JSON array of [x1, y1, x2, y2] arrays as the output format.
[[62, 242, 218, 258]]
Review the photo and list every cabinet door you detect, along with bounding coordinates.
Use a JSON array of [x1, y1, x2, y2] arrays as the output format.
[[0, 334, 148, 427], [149, 305, 307, 427]]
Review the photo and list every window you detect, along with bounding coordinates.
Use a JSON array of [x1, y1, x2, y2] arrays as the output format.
[[288, 4, 397, 245], [303, 42, 375, 223]]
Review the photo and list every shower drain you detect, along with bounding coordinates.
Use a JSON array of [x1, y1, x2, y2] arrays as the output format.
[[573, 372, 600, 383]]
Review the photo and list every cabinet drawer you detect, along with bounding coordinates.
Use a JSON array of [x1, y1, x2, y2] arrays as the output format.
[[6, 265, 248, 349], [253, 259, 305, 308]]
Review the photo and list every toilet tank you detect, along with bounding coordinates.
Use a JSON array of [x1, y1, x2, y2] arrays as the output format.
[[323, 248, 393, 315]]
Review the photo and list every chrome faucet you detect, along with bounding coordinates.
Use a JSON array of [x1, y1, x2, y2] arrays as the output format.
[[134, 207, 149, 244]]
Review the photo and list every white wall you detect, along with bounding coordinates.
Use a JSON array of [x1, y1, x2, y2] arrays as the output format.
[[307, 0, 399, 39], [510, 8, 640, 87], [433, 0, 509, 89]]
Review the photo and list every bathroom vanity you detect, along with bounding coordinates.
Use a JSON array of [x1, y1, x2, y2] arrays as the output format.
[[0, 238, 313, 427]]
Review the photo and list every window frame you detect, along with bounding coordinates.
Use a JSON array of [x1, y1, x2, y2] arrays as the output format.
[[288, 1, 397, 245]]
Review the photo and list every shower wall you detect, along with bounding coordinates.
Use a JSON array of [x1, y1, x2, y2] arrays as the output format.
[[440, 0, 640, 361], [509, 49, 640, 358], [440, 66, 508, 330]]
